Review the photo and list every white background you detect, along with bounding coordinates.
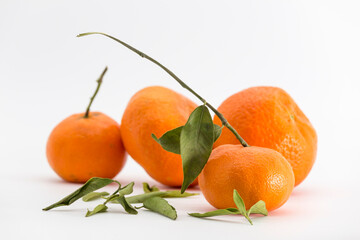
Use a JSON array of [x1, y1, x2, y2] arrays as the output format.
[[1, 0, 360, 239]]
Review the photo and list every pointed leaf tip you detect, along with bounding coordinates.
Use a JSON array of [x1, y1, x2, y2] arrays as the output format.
[[142, 182, 160, 193], [233, 189, 247, 216], [42, 177, 114, 211]]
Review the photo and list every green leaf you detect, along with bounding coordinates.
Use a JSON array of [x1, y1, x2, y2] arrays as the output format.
[[189, 190, 267, 225], [82, 192, 109, 202], [113, 195, 138, 215], [124, 190, 197, 204], [106, 182, 137, 214], [85, 204, 108, 217], [233, 190, 247, 216], [233, 190, 252, 225], [213, 124, 222, 142], [125, 192, 168, 204], [189, 208, 239, 218], [152, 124, 222, 155], [163, 190, 198, 198], [118, 182, 135, 196], [43, 177, 115, 211], [151, 126, 183, 154], [143, 197, 177, 220], [142, 182, 160, 193], [247, 200, 268, 216], [180, 105, 214, 193]]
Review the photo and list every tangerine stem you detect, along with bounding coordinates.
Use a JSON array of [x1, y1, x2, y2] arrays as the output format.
[[84, 66, 108, 118], [77, 32, 249, 147]]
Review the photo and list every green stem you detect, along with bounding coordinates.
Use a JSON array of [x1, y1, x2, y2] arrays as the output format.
[[104, 180, 121, 204], [77, 32, 249, 147], [84, 66, 108, 118]]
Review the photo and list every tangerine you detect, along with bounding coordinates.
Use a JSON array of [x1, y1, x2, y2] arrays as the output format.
[[214, 86, 317, 186], [46, 112, 126, 182], [199, 144, 295, 212], [120, 86, 197, 187], [46, 68, 127, 182]]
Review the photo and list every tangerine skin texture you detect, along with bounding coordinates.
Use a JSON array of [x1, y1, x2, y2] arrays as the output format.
[[213, 87, 317, 186], [120, 86, 197, 187], [199, 145, 295, 212], [46, 112, 127, 183]]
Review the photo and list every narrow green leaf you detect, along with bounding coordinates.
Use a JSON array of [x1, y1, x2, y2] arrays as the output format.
[[189, 208, 239, 218], [233, 190, 252, 225], [233, 190, 247, 216], [213, 124, 222, 142], [142, 182, 160, 193], [82, 192, 109, 202], [143, 197, 177, 220], [151, 126, 183, 154], [85, 204, 108, 217], [114, 195, 138, 215], [190, 191, 266, 225], [43, 177, 114, 211], [118, 182, 134, 196], [163, 190, 198, 198], [124, 190, 196, 204], [180, 105, 214, 193], [125, 192, 168, 204], [247, 200, 268, 216]]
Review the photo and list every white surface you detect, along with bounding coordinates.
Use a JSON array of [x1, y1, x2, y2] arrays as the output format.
[[1, 0, 360, 239]]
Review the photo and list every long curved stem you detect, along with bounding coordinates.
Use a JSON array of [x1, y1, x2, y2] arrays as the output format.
[[77, 32, 249, 147], [84, 66, 108, 118]]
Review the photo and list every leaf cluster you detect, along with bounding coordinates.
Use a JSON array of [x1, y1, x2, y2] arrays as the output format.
[[189, 190, 268, 225], [43, 177, 197, 219]]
